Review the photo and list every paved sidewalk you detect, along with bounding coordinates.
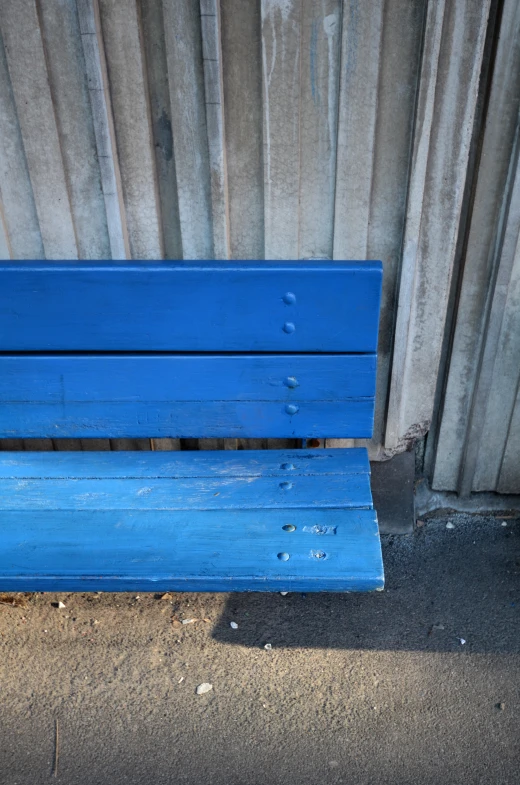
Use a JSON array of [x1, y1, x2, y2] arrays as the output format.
[[1, 514, 518, 785]]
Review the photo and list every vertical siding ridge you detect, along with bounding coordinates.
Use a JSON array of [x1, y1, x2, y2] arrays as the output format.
[[220, 0, 264, 260], [76, 0, 130, 259], [34, 0, 81, 257], [261, 0, 302, 260], [328, 0, 344, 261], [163, 0, 213, 259], [497, 365, 520, 492], [200, 0, 231, 259], [0, 197, 12, 260], [0, 0, 79, 259], [384, 0, 446, 450], [139, 0, 183, 260], [332, 0, 385, 261], [0, 24, 44, 259], [296, 0, 303, 260], [365, 10, 385, 260], [136, 0, 165, 260], [97, 0, 163, 259]]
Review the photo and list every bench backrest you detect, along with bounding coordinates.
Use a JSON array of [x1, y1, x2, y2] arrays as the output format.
[[0, 261, 382, 440]]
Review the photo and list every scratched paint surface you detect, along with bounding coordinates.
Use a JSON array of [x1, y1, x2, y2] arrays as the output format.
[[0, 450, 382, 592], [0, 448, 371, 478], [0, 504, 383, 592], [1, 474, 372, 510]]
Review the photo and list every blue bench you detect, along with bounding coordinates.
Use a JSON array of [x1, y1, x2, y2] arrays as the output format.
[[0, 261, 383, 592]]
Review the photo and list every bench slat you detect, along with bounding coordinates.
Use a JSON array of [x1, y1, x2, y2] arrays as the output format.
[[0, 354, 376, 401], [0, 353, 375, 439], [0, 399, 374, 439], [0, 261, 382, 352], [0, 508, 383, 592], [0, 355, 376, 438], [0, 474, 372, 511], [0, 448, 370, 478]]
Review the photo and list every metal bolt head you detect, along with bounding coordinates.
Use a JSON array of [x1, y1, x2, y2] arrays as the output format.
[[283, 321, 296, 334]]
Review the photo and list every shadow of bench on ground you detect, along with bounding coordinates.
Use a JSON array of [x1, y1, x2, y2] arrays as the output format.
[[211, 515, 519, 653]]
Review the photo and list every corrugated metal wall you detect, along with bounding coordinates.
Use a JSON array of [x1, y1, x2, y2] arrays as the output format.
[[428, 0, 520, 495], [0, 0, 518, 494]]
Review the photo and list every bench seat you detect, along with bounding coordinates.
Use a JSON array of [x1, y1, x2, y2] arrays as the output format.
[[0, 448, 383, 592]]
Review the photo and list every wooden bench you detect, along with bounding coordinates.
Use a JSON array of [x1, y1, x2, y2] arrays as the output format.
[[0, 261, 383, 592]]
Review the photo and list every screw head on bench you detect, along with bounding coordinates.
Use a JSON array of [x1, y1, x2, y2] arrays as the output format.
[[282, 292, 296, 305], [279, 481, 293, 490], [285, 403, 299, 415], [283, 321, 295, 334], [277, 552, 290, 561], [284, 376, 299, 388], [280, 462, 295, 470], [282, 524, 296, 532]]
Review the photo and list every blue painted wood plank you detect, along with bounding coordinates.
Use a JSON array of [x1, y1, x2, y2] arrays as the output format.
[[0, 399, 375, 439], [0, 509, 383, 592], [0, 354, 375, 437], [0, 448, 370, 478], [0, 261, 382, 352], [0, 354, 375, 439], [0, 354, 376, 402], [0, 474, 372, 510]]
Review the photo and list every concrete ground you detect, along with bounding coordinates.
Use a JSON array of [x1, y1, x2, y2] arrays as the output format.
[[0, 513, 518, 785]]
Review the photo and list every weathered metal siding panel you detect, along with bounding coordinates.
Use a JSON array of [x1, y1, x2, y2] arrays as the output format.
[[39, 0, 110, 260], [163, 0, 213, 259], [298, 0, 341, 261], [386, 0, 491, 454], [220, 0, 264, 260], [1, 0, 519, 493], [332, 0, 383, 262], [76, 0, 129, 260], [460, 137, 520, 494], [0, 24, 44, 259], [328, 0, 427, 455], [140, 0, 182, 260], [261, 0, 300, 260], [432, 0, 520, 493], [98, 0, 163, 259], [0, 0, 79, 259], [200, 0, 231, 260]]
